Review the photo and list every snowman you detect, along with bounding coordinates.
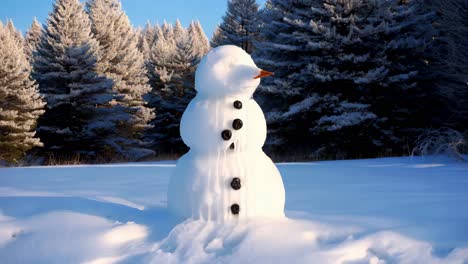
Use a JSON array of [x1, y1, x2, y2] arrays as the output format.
[[168, 45, 285, 221]]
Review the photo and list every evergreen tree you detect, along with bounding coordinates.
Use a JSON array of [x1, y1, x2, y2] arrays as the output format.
[[211, 0, 261, 54], [87, 0, 155, 160], [33, 0, 121, 160], [172, 20, 193, 93], [145, 22, 179, 154], [0, 21, 45, 163], [24, 18, 42, 62], [255, 0, 379, 158], [255, 0, 436, 158], [146, 22, 176, 103], [145, 20, 209, 155], [190, 21, 211, 57]]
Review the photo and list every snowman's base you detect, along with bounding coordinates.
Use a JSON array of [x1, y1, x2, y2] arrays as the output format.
[[168, 149, 286, 222]]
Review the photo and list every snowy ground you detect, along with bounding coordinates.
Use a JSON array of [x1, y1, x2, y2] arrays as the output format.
[[0, 156, 467, 263]]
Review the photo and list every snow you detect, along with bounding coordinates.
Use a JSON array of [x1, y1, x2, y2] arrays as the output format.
[[0, 156, 468, 263]]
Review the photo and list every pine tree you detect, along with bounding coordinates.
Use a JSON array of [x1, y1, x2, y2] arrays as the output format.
[[0, 21, 45, 163], [33, 0, 121, 160], [87, 0, 155, 160], [255, 0, 380, 158], [211, 0, 261, 53], [190, 21, 211, 57], [255, 0, 436, 158], [24, 18, 42, 62], [146, 21, 186, 155], [175, 20, 210, 92], [146, 22, 176, 102], [145, 20, 210, 155]]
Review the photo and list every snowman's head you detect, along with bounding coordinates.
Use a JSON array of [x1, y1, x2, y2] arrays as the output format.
[[195, 45, 273, 98]]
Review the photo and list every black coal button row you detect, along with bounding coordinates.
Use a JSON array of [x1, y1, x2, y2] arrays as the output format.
[[225, 101, 243, 148]]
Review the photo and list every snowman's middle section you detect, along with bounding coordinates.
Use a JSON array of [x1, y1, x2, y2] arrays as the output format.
[[180, 95, 267, 153]]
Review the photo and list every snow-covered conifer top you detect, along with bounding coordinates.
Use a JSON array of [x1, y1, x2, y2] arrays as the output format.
[[195, 45, 262, 98]]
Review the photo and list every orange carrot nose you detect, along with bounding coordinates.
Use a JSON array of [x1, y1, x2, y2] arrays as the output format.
[[254, 69, 274, 79]]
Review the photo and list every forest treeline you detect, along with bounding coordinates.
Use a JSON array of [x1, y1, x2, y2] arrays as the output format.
[[0, 0, 466, 165]]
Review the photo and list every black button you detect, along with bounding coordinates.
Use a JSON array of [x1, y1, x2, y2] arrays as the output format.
[[232, 119, 243, 130], [231, 178, 241, 190], [229, 142, 235, 150], [231, 204, 240, 215], [221, 130, 232, 140], [233, 101, 242, 109]]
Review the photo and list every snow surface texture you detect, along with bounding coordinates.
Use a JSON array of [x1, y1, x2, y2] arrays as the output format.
[[169, 46, 285, 221], [1, 157, 468, 263]]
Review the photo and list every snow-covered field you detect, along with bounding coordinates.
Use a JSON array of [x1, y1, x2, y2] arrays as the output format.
[[0, 156, 467, 263]]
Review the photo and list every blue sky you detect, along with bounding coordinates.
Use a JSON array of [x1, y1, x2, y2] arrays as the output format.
[[0, 0, 267, 38]]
